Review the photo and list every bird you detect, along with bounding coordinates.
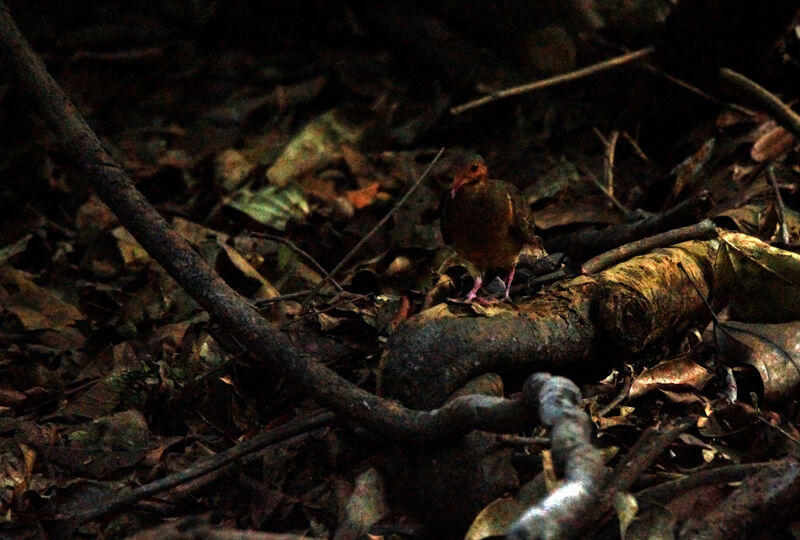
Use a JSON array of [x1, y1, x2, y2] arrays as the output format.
[[440, 154, 537, 302]]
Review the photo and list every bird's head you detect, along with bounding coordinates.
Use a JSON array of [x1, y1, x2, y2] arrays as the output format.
[[451, 154, 488, 198]]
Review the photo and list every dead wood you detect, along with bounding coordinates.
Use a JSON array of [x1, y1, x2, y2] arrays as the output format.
[[678, 456, 800, 540], [581, 219, 718, 273], [508, 374, 607, 539], [545, 191, 714, 263], [380, 239, 716, 409], [55, 411, 335, 527]]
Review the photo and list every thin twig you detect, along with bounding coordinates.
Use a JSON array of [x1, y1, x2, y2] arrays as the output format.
[[496, 433, 550, 447], [677, 261, 719, 325], [253, 289, 312, 308], [581, 220, 718, 274], [597, 375, 633, 418], [450, 47, 655, 115], [581, 165, 631, 218], [621, 131, 653, 163], [766, 166, 790, 244], [636, 462, 780, 512], [594, 128, 620, 202], [512, 268, 568, 295], [592, 127, 609, 146], [604, 417, 696, 493], [255, 289, 366, 309], [64, 410, 335, 525], [642, 63, 755, 116], [302, 148, 445, 308], [71, 46, 164, 63], [719, 67, 800, 141], [283, 292, 373, 329], [248, 232, 344, 291], [757, 415, 800, 444]]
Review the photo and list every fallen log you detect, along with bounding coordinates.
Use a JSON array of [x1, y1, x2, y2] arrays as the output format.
[[380, 239, 716, 408]]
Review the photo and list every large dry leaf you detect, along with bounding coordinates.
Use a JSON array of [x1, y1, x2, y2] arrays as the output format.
[[266, 109, 370, 187], [465, 495, 525, 539], [716, 320, 800, 404], [715, 231, 800, 322], [217, 243, 280, 300], [0, 266, 84, 330], [713, 203, 777, 238], [628, 357, 712, 400], [334, 467, 387, 540]]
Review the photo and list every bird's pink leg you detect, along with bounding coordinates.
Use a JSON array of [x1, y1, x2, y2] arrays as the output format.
[[465, 276, 483, 302], [503, 267, 516, 301]]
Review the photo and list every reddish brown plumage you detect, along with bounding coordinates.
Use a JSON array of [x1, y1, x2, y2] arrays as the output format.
[[441, 154, 536, 301]]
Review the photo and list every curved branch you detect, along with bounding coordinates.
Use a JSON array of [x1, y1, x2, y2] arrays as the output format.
[[0, 3, 491, 444]]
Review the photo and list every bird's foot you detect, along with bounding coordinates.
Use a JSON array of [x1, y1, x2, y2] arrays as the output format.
[[462, 275, 515, 304], [449, 275, 515, 305], [464, 276, 483, 302]]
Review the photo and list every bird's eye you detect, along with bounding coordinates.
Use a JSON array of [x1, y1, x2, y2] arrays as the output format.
[[470, 163, 479, 172]]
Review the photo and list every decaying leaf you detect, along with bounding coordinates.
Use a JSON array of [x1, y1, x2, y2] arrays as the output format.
[[716, 231, 800, 322], [465, 473, 549, 540], [215, 148, 255, 191], [0, 441, 36, 521], [671, 138, 715, 200], [224, 185, 310, 231], [344, 181, 381, 209], [613, 491, 639, 539], [266, 109, 371, 187], [110, 226, 150, 267], [334, 467, 387, 540], [173, 216, 230, 249], [464, 495, 525, 539], [0, 266, 84, 331], [0, 234, 31, 265], [217, 243, 280, 300], [26, 410, 151, 479], [628, 357, 712, 400], [716, 319, 800, 405], [713, 202, 778, 238]]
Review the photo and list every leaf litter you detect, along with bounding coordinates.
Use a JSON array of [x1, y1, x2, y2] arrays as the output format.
[[1, 2, 800, 538]]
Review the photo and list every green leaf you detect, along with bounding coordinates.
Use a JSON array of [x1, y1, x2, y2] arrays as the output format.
[[225, 185, 309, 231]]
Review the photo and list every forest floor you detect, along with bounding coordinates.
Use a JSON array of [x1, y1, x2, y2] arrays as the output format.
[[2, 1, 800, 539]]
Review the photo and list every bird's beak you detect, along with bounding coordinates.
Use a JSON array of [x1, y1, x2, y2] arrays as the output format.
[[450, 177, 464, 198]]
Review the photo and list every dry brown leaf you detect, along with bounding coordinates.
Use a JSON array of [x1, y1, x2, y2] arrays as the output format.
[[0, 266, 84, 330], [716, 319, 800, 404], [218, 243, 280, 300], [628, 357, 712, 399], [345, 181, 381, 209], [751, 125, 796, 162]]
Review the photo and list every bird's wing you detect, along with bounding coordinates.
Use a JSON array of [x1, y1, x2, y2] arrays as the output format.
[[439, 188, 453, 245], [506, 185, 537, 244]]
